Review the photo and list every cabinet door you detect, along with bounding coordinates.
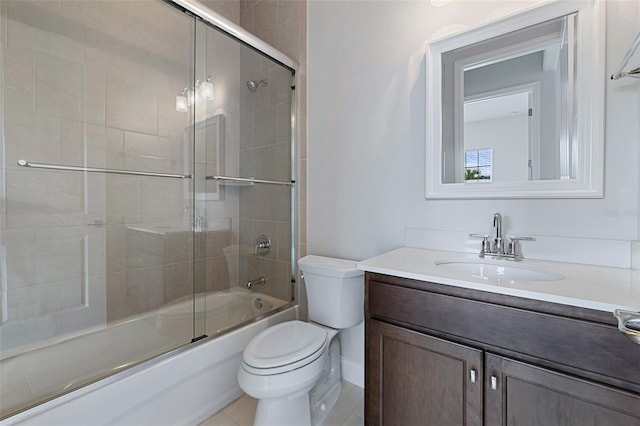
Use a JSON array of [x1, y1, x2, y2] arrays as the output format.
[[485, 353, 640, 426], [366, 319, 483, 426]]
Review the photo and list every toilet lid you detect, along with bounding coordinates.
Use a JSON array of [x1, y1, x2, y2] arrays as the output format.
[[243, 320, 328, 370]]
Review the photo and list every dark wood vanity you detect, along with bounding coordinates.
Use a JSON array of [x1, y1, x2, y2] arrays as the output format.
[[364, 272, 640, 425]]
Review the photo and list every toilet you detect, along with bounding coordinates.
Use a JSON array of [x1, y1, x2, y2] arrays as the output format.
[[237, 255, 364, 426]]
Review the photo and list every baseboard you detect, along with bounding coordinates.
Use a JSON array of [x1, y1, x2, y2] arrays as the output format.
[[341, 357, 364, 389]]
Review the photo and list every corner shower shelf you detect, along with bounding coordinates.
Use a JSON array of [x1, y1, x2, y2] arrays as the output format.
[[17, 160, 192, 179], [206, 175, 294, 187]]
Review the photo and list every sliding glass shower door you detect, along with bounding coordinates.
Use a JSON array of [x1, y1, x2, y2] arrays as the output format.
[[0, 0, 199, 417], [0, 0, 296, 419]]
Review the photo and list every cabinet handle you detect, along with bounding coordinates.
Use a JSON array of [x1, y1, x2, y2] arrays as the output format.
[[470, 369, 477, 383], [490, 375, 498, 390]]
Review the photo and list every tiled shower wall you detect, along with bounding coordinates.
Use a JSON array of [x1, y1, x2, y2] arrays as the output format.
[[238, 0, 308, 263], [240, 0, 308, 305], [207, 0, 308, 304]]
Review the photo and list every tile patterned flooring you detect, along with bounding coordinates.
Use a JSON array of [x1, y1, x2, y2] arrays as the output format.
[[199, 381, 364, 426]]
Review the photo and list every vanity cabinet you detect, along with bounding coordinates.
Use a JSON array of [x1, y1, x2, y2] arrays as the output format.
[[365, 273, 640, 426]]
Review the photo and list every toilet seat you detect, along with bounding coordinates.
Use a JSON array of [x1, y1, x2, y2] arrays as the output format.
[[242, 321, 328, 375]]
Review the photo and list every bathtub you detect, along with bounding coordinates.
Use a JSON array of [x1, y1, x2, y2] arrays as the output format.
[[2, 289, 296, 425]]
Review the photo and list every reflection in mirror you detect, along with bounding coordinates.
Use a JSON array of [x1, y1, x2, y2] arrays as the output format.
[[192, 114, 224, 201], [426, 0, 604, 199], [442, 14, 575, 184]]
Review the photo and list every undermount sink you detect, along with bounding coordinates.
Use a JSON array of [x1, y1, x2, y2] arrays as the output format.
[[435, 259, 565, 282]]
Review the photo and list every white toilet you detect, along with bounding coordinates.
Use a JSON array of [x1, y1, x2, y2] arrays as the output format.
[[237, 255, 364, 426]]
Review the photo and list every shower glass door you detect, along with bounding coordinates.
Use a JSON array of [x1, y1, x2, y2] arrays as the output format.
[[194, 21, 296, 338], [0, 0, 199, 418]]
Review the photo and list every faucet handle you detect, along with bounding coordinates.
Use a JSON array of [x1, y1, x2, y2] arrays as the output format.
[[509, 235, 534, 241], [469, 233, 488, 238], [507, 236, 535, 258], [469, 234, 490, 257]]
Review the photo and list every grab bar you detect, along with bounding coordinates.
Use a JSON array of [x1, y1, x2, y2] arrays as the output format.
[[206, 175, 294, 187], [17, 160, 192, 179]]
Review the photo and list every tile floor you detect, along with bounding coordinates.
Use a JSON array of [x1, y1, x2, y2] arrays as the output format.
[[199, 381, 364, 426]]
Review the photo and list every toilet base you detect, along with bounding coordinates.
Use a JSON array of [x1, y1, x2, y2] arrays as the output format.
[[254, 392, 311, 426], [310, 339, 342, 425]]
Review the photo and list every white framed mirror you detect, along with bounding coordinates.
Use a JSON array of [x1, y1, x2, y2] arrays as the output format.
[[426, 0, 605, 199]]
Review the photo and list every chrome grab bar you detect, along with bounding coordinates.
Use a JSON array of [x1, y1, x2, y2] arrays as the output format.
[[614, 309, 640, 345], [246, 276, 266, 289], [17, 160, 192, 179], [206, 175, 294, 187]]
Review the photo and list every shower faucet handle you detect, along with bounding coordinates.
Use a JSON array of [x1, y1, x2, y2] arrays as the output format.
[[255, 234, 271, 256]]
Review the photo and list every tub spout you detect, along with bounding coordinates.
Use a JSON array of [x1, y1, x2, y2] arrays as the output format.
[[247, 276, 266, 289]]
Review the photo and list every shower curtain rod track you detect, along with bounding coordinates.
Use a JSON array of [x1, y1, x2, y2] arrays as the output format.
[[17, 160, 192, 179], [206, 175, 294, 187]]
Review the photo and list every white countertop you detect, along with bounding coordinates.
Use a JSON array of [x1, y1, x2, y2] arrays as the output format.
[[357, 247, 640, 313]]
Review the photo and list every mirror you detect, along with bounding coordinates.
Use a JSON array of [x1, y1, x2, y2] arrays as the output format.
[[426, 1, 605, 199]]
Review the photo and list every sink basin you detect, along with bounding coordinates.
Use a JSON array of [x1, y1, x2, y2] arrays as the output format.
[[435, 259, 564, 282]]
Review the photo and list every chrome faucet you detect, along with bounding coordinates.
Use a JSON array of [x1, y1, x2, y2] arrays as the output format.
[[493, 212, 504, 255], [470, 213, 534, 261]]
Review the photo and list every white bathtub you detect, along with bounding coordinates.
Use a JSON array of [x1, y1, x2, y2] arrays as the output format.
[[2, 290, 296, 425]]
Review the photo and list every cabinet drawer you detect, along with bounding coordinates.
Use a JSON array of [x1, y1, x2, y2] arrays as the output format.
[[368, 279, 640, 392]]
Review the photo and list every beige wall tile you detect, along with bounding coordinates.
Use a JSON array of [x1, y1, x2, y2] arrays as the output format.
[[34, 227, 106, 284], [3, 48, 35, 114], [206, 256, 231, 291], [253, 0, 278, 36], [240, 5, 255, 35], [260, 24, 286, 54], [140, 177, 184, 224], [59, 119, 84, 166], [106, 78, 158, 135], [200, 0, 240, 24], [4, 112, 59, 166], [124, 131, 170, 173], [106, 271, 131, 323], [85, 125, 125, 169], [106, 225, 127, 274], [278, 1, 302, 26], [6, 168, 85, 229], [7, 281, 59, 320], [158, 93, 190, 139], [170, 260, 194, 302], [35, 81, 82, 122], [106, 175, 143, 225], [1, 229, 36, 289], [36, 55, 83, 98], [86, 72, 106, 126], [277, 221, 292, 263], [6, 13, 85, 63]]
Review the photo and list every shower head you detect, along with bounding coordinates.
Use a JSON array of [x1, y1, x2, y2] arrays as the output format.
[[246, 79, 269, 93]]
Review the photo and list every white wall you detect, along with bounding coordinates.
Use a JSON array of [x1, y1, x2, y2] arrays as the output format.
[[308, 0, 639, 260], [307, 0, 640, 386]]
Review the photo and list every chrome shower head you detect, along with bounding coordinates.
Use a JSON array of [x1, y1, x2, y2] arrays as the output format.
[[246, 79, 269, 93], [246, 80, 258, 92]]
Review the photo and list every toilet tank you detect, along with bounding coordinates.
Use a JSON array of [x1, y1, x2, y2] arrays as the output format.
[[298, 255, 364, 329]]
